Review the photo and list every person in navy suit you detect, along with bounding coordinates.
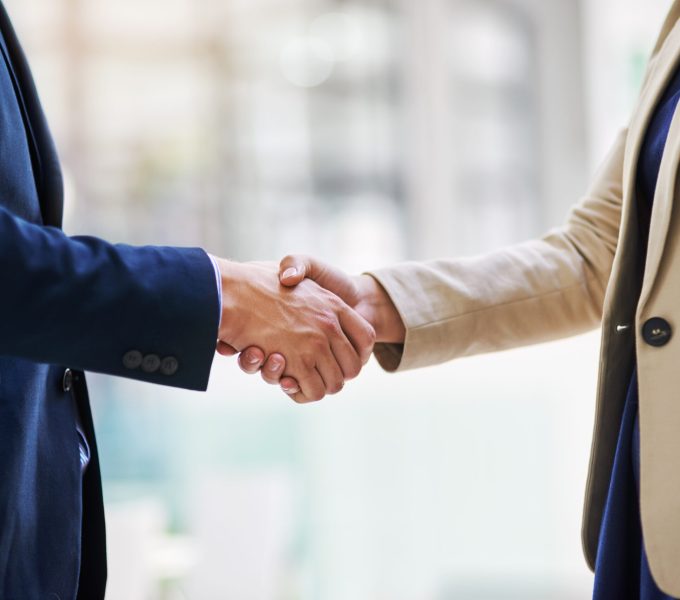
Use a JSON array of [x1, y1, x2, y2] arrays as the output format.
[[0, 3, 375, 598]]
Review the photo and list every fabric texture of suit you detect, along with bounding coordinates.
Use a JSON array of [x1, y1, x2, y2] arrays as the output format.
[[368, 2, 680, 596], [0, 3, 219, 598]]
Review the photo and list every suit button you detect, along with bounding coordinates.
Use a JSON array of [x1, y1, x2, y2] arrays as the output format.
[[160, 356, 179, 376], [62, 368, 73, 392], [643, 317, 672, 347], [123, 350, 143, 370], [142, 354, 161, 373]]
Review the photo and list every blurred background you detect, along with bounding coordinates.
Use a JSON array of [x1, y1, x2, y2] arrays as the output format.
[[3, 0, 673, 598]]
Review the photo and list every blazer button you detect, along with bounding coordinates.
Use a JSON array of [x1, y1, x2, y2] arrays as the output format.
[[142, 354, 161, 373], [643, 317, 672, 347], [123, 350, 143, 370], [160, 356, 179, 376], [62, 368, 74, 392]]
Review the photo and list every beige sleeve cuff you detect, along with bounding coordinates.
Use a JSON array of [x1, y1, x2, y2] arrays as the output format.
[[366, 264, 453, 373]]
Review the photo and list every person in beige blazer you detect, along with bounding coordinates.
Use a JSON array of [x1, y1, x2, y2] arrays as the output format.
[[232, 1, 680, 597]]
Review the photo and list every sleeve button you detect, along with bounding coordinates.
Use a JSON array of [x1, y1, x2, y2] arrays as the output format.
[[142, 354, 161, 373], [123, 350, 143, 370], [160, 356, 179, 376]]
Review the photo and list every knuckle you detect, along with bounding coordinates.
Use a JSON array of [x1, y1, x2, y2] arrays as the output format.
[[327, 294, 343, 309], [281, 253, 307, 269], [366, 325, 377, 346], [344, 361, 361, 380], [360, 331, 377, 361], [301, 352, 317, 370], [281, 254, 296, 267], [319, 316, 342, 337], [312, 334, 330, 353], [299, 381, 325, 402], [328, 380, 344, 395]]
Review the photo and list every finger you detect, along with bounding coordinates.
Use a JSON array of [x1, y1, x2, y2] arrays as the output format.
[[314, 347, 345, 396], [286, 389, 317, 404], [217, 341, 238, 357], [237, 347, 266, 374], [285, 390, 308, 403], [338, 307, 376, 365], [330, 335, 363, 381], [296, 367, 327, 403], [280, 376, 300, 394], [261, 353, 286, 385]]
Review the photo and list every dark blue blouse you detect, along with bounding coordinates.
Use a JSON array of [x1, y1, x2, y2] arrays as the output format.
[[592, 65, 680, 600]]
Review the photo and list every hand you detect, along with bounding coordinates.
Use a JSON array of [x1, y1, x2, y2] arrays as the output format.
[[240, 255, 405, 393], [277, 255, 405, 343], [214, 259, 375, 402]]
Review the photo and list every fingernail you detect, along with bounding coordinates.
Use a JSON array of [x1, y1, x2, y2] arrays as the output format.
[[246, 352, 260, 365], [268, 359, 282, 372], [282, 267, 298, 279]]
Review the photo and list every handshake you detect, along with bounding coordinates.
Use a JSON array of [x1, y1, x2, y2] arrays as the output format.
[[213, 255, 406, 402]]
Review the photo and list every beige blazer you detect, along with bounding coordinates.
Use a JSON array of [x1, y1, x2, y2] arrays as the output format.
[[368, 2, 680, 595]]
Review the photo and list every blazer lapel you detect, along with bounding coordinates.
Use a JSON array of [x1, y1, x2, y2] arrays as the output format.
[[0, 2, 63, 228], [626, 16, 680, 312], [0, 30, 43, 200]]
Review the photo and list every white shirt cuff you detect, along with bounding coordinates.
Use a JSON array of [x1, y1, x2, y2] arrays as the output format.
[[208, 254, 222, 330]]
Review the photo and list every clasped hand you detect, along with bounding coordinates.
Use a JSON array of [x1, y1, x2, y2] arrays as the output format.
[[214, 258, 377, 403]]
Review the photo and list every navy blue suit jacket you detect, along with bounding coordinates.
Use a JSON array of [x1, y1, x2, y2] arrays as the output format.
[[0, 4, 220, 598]]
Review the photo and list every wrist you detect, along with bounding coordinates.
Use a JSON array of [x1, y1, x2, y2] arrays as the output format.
[[214, 258, 247, 345], [355, 274, 405, 344]]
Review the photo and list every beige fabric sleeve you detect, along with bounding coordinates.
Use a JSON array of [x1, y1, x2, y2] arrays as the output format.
[[368, 128, 627, 372]]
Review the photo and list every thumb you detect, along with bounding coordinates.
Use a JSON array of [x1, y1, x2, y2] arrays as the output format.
[[279, 255, 311, 287], [279, 254, 359, 307]]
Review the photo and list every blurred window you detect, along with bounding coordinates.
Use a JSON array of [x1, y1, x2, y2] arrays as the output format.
[[450, 0, 540, 252]]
